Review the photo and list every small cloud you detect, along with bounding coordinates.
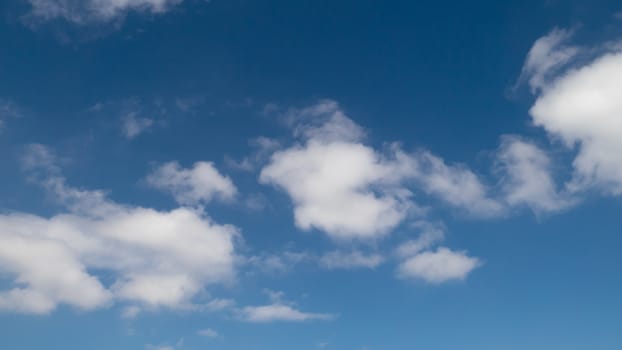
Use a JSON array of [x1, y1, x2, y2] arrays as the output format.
[[226, 136, 280, 172], [239, 304, 335, 323], [319, 251, 383, 270], [146, 161, 237, 205], [397, 247, 482, 284], [121, 112, 154, 139], [197, 328, 219, 338], [0, 99, 22, 131], [237, 291, 335, 323], [121, 305, 141, 319], [202, 298, 235, 312]]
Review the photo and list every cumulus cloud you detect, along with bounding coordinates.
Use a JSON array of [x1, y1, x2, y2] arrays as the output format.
[[260, 100, 419, 240], [496, 136, 575, 213], [0, 145, 239, 314], [523, 28, 622, 195], [25, 0, 184, 25], [147, 161, 237, 205], [395, 223, 481, 284], [259, 100, 522, 241], [397, 248, 481, 284]]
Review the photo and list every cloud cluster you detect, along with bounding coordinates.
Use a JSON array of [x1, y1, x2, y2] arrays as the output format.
[[25, 0, 184, 24], [260, 100, 572, 244], [0, 145, 239, 314]]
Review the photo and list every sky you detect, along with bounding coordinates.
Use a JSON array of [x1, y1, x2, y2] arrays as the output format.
[[1, 0, 622, 349]]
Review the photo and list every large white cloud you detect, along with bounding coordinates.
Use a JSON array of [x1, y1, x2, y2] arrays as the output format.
[[525, 29, 622, 195], [25, 0, 184, 24], [0, 145, 238, 314]]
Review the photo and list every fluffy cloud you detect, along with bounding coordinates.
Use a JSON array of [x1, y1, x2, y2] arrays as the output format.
[[147, 161, 237, 205], [261, 141, 415, 239], [496, 136, 575, 213], [525, 29, 622, 195], [397, 248, 481, 284], [25, 0, 184, 24], [395, 223, 481, 284], [259, 100, 521, 241], [260, 100, 420, 240], [409, 151, 504, 217], [0, 145, 238, 314]]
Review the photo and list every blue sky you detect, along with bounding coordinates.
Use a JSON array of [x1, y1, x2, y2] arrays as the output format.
[[1, 0, 622, 349]]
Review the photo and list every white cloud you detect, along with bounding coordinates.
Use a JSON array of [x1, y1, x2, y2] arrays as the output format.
[[524, 30, 622, 195], [202, 298, 235, 312], [25, 0, 184, 25], [395, 222, 445, 258], [408, 151, 504, 217], [246, 251, 311, 274], [237, 290, 334, 323], [147, 161, 237, 205], [517, 28, 579, 92], [0, 145, 239, 314], [496, 136, 575, 212], [0, 99, 21, 131], [397, 248, 481, 284], [225, 137, 281, 172], [239, 304, 334, 323], [122, 112, 154, 139], [197, 328, 219, 338], [260, 101, 418, 240], [289, 100, 366, 143], [260, 100, 526, 241], [319, 250, 383, 270]]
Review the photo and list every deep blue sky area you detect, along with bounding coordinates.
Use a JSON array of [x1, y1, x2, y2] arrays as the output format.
[[0, 1, 622, 349]]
